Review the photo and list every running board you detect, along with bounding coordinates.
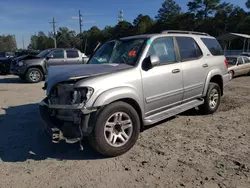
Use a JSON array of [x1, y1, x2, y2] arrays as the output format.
[[143, 99, 204, 126]]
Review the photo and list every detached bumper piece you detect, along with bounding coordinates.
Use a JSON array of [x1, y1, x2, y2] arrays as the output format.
[[39, 98, 96, 144]]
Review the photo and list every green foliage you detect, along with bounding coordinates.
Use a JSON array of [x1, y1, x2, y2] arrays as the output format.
[[26, 0, 250, 54], [0, 35, 17, 52]]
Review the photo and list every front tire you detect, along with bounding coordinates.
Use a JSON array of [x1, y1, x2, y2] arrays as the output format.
[[25, 68, 43, 83], [89, 101, 140, 157], [199, 83, 221, 114]]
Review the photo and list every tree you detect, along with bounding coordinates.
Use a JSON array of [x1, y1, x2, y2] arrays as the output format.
[[133, 14, 154, 34], [187, 0, 220, 19], [113, 21, 133, 38], [0, 35, 17, 52], [246, 0, 250, 9], [156, 0, 181, 22]]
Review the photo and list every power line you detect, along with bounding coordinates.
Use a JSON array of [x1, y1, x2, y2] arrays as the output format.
[[50, 17, 57, 48]]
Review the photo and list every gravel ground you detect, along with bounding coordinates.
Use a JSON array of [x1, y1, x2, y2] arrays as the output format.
[[0, 75, 250, 188]]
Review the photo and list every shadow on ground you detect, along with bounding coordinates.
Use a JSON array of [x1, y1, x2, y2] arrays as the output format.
[[0, 76, 26, 84], [0, 103, 103, 162]]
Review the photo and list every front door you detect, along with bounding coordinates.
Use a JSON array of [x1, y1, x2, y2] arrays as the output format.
[[141, 37, 183, 117], [47, 50, 66, 66], [242, 57, 250, 74]]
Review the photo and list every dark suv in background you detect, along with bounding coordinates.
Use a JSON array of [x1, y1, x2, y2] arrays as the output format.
[[11, 48, 84, 83]]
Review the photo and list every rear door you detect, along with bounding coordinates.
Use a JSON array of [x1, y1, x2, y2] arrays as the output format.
[[47, 50, 66, 66], [175, 36, 206, 102], [66, 50, 81, 64]]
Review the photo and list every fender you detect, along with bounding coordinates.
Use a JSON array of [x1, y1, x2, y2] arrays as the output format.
[[26, 60, 46, 73], [202, 69, 223, 96], [92, 86, 144, 115]]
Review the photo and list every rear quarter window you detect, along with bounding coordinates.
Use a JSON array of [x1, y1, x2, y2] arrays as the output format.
[[201, 38, 223, 56]]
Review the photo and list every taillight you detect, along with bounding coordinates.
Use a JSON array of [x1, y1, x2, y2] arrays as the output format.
[[224, 59, 228, 68]]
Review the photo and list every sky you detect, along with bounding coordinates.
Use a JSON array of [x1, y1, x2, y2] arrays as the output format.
[[0, 0, 246, 49]]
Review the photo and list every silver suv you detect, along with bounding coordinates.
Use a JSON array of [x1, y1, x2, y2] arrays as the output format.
[[39, 30, 230, 156]]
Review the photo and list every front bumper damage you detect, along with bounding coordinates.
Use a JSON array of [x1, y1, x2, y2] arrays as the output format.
[[39, 98, 97, 144]]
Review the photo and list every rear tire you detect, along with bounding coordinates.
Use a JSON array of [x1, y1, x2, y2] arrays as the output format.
[[25, 68, 43, 83], [199, 83, 221, 114], [89, 101, 140, 157]]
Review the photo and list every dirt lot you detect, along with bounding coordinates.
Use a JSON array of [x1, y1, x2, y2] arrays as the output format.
[[0, 75, 250, 188]]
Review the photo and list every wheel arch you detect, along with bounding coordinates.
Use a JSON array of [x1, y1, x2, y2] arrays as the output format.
[[203, 70, 224, 96]]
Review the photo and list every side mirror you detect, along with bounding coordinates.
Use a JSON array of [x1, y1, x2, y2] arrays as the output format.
[[149, 55, 160, 68]]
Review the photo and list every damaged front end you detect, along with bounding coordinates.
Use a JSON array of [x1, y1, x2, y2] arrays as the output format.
[[39, 82, 96, 144]]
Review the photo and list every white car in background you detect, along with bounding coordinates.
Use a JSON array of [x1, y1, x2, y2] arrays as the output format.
[[226, 56, 250, 80]]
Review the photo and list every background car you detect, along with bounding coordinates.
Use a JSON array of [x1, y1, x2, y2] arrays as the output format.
[[226, 55, 250, 80], [10, 48, 84, 83]]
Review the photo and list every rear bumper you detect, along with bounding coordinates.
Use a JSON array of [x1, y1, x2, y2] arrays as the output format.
[[223, 73, 230, 87]]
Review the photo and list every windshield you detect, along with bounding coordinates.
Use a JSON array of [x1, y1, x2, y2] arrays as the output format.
[[88, 39, 146, 66], [226, 57, 237, 65], [37, 49, 51, 58]]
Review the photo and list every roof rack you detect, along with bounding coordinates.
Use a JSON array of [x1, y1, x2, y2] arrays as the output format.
[[161, 30, 209, 36]]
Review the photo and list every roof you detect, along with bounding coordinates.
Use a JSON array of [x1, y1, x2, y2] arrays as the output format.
[[217, 33, 250, 41]]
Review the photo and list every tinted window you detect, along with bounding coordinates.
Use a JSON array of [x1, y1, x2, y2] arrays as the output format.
[[238, 57, 243, 65], [201, 38, 223, 56], [147, 37, 176, 64], [243, 57, 250, 63], [176, 37, 202, 61], [51, 50, 64, 59], [66, 50, 79, 58]]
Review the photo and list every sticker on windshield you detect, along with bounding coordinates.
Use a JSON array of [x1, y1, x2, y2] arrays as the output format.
[[129, 50, 137, 57], [147, 39, 152, 45]]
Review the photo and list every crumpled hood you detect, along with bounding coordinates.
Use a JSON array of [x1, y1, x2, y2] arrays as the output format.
[[46, 63, 132, 94]]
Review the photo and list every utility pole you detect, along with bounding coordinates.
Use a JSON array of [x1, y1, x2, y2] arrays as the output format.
[[79, 10, 83, 52], [84, 37, 88, 54], [22, 36, 25, 49], [50, 17, 57, 48]]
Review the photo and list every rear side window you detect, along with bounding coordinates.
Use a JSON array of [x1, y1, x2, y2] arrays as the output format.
[[201, 38, 223, 56], [238, 57, 243, 65], [176, 37, 203, 61], [66, 50, 79, 58]]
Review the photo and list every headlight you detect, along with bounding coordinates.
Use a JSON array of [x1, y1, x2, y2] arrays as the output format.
[[17, 61, 24, 66], [70, 87, 94, 104]]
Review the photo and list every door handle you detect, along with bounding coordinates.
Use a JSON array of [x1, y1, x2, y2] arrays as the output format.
[[202, 64, 208, 68], [172, 69, 180, 74]]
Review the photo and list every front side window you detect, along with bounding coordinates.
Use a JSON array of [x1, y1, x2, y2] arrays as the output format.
[[176, 37, 203, 61], [51, 50, 64, 59], [66, 50, 79, 58], [88, 39, 146, 66], [147, 37, 176, 64]]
